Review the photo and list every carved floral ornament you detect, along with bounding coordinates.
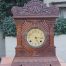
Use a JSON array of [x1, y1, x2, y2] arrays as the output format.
[[11, 0, 59, 18]]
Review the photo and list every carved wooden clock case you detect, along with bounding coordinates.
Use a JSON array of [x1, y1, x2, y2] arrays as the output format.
[[11, 0, 61, 66]]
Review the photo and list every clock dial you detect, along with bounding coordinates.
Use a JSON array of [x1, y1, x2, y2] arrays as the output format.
[[27, 29, 45, 48]]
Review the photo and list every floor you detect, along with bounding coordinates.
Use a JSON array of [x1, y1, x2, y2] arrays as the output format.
[[0, 57, 66, 66]]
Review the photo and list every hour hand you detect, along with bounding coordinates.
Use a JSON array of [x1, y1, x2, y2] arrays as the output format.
[[35, 37, 39, 44]]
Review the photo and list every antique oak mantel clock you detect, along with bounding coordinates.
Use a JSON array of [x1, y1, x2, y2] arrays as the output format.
[[11, 0, 61, 66]]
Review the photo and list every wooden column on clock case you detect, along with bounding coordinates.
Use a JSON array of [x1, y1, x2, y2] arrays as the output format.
[[47, 19, 55, 47], [15, 20, 22, 48]]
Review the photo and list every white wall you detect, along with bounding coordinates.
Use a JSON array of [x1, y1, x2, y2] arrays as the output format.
[[44, 0, 66, 4], [5, 35, 66, 62], [54, 35, 66, 63], [5, 37, 17, 57], [0, 32, 5, 57], [44, 0, 54, 4]]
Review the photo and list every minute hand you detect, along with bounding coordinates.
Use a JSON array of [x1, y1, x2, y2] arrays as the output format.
[[35, 38, 39, 44], [36, 37, 43, 39]]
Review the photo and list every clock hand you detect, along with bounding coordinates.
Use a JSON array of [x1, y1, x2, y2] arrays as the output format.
[[35, 36, 43, 43], [34, 36, 43, 39], [35, 37, 40, 44]]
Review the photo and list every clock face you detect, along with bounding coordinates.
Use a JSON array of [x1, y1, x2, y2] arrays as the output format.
[[27, 29, 45, 48]]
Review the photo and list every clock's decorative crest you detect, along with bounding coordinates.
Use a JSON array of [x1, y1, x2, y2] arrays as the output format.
[[11, 0, 59, 17]]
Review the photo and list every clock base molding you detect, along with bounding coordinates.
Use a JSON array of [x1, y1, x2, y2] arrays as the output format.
[[15, 46, 56, 57], [11, 57, 61, 66]]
